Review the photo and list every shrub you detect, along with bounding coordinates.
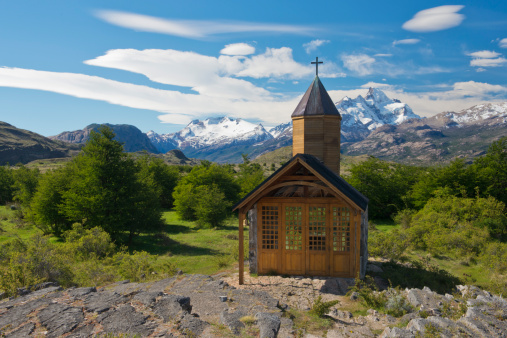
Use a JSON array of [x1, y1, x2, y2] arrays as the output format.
[[368, 229, 408, 261], [349, 276, 387, 311], [384, 289, 412, 317], [63, 224, 116, 260], [310, 296, 339, 317]]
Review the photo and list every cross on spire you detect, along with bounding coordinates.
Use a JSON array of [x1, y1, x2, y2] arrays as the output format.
[[311, 57, 323, 76]]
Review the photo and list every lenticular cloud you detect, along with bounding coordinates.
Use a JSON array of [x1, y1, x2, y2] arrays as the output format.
[[402, 5, 465, 33]]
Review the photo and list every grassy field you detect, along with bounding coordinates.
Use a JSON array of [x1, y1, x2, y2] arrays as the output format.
[[0, 206, 245, 276], [131, 211, 246, 275], [1, 204, 502, 293]]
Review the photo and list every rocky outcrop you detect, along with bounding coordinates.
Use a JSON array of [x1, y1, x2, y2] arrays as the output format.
[[51, 123, 159, 153], [0, 274, 286, 337], [0, 122, 80, 165], [2, 273, 506, 337]]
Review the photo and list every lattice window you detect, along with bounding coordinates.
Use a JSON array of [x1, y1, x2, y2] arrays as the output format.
[[332, 207, 351, 252], [261, 205, 279, 250], [284, 206, 303, 250], [308, 206, 326, 251]]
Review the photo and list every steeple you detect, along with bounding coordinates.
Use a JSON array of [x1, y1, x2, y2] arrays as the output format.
[[291, 74, 342, 175], [292, 76, 341, 118]]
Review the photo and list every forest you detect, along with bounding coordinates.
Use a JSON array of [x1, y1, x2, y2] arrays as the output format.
[[0, 126, 505, 296]]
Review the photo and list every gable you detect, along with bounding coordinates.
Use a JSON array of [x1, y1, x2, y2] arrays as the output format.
[[233, 153, 368, 212]]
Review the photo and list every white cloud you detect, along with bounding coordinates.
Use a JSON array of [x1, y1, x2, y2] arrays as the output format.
[[0, 66, 300, 125], [500, 38, 507, 48], [374, 54, 392, 57], [402, 5, 465, 32], [95, 10, 316, 39], [467, 50, 507, 68], [360, 82, 393, 89], [392, 38, 421, 46], [234, 47, 312, 79], [220, 43, 255, 56], [303, 39, 330, 54], [341, 54, 376, 76], [476, 67, 486, 72], [470, 57, 507, 67], [467, 50, 501, 59]]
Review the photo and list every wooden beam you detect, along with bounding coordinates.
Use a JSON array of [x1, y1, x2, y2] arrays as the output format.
[[278, 175, 319, 181], [239, 211, 245, 285]]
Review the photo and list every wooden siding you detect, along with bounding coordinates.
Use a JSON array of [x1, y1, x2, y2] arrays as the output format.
[[292, 115, 341, 175], [256, 198, 360, 278]]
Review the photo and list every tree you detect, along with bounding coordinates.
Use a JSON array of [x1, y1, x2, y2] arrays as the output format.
[[236, 154, 265, 198], [173, 161, 240, 227], [61, 126, 162, 244], [472, 136, 507, 206], [29, 166, 73, 236], [137, 155, 179, 209], [194, 184, 232, 228], [408, 159, 476, 209], [0, 166, 14, 204], [345, 157, 422, 219], [11, 165, 40, 207]]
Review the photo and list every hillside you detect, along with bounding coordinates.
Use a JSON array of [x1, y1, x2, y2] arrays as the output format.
[[0, 122, 80, 165], [252, 145, 369, 175], [343, 102, 507, 164], [51, 123, 159, 153]]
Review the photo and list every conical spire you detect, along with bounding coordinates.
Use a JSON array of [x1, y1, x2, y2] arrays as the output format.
[[291, 76, 341, 118]]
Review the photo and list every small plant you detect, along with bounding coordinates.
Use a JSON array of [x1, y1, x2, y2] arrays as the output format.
[[349, 276, 387, 311], [309, 296, 339, 318], [384, 290, 412, 317], [213, 254, 230, 269], [419, 310, 430, 318], [239, 315, 256, 325]]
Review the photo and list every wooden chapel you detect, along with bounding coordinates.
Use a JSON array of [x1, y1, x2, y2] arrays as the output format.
[[234, 59, 369, 284]]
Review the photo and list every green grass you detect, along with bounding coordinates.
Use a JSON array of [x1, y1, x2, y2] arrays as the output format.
[[130, 210, 245, 275], [0, 206, 43, 243], [372, 219, 399, 233]]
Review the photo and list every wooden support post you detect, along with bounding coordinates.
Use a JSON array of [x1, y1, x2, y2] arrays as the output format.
[[239, 210, 245, 285]]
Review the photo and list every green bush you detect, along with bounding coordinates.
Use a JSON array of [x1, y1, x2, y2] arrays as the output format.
[[368, 229, 408, 261], [349, 276, 387, 311], [310, 296, 339, 317], [63, 224, 116, 260]]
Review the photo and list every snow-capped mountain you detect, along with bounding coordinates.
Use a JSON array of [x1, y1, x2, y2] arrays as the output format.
[[435, 102, 507, 128], [147, 117, 274, 162], [268, 122, 292, 139], [336, 88, 420, 141]]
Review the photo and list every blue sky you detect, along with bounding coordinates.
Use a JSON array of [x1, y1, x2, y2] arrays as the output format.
[[0, 0, 506, 136]]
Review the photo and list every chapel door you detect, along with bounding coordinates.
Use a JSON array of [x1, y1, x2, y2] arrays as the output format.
[[258, 204, 280, 274], [306, 205, 329, 275], [281, 204, 305, 275], [330, 206, 354, 277]]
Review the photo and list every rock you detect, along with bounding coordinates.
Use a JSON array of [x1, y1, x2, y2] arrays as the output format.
[[332, 310, 353, 320], [152, 295, 192, 322], [133, 291, 163, 306], [255, 312, 281, 338], [366, 263, 384, 273], [68, 286, 96, 298], [177, 313, 209, 336], [84, 291, 128, 313], [0, 298, 49, 331], [219, 296, 228, 302], [406, 288, 442, 309], [350, 291, 359, 300], [220, 309, 246, 334], [37, 304, 84, 338], [367, 309, 379, 315], [4, 323, 35, 338], [379, 326, 415, 338], [98, 304, 155, 336]]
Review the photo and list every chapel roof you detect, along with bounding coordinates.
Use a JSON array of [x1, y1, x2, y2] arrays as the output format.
[[291, 76, 341, 118], [233, 153, 368, 212]]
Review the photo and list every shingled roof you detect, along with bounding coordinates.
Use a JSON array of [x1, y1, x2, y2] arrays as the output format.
[[291, 76, 341, 118], [233, 153, 368, 212]]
